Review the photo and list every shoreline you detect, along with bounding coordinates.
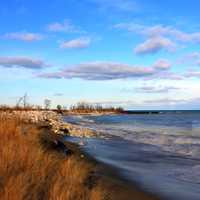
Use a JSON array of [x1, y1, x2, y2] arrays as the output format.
[[52, 135, 160, 200], [1, 110, 160, 200], [41, 111, 161, 199], [43, 124, 160, 200]]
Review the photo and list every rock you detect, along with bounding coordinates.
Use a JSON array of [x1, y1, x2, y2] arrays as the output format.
[[59, 127, 69, 134], [2, 110, 97, 138]]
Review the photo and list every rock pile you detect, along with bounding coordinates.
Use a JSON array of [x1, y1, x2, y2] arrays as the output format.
[[15, 111, 60, 123], [47, 117, 97, 138], [3, 110, 97, 138]]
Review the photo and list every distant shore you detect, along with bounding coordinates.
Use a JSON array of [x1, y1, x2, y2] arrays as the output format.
[[0, 107, 162, 115]]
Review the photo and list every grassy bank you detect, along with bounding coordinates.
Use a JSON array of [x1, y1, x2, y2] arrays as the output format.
[[0, 113, 105, 200], [0, 113, 159, 200]]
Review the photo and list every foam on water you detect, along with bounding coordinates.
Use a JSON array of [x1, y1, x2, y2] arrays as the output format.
[[65, 113, 200, 158]]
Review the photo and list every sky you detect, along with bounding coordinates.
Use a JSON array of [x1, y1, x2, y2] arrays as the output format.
[[1, 0, 200, 109]]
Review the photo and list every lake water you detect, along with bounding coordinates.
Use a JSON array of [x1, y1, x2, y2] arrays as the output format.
[[64, 111, 200, 200]]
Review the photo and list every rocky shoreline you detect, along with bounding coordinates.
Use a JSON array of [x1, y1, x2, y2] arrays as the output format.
[[5, 110, 97, 138]]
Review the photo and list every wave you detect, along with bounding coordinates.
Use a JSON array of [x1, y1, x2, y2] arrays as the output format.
[[64, 115, 95, 125], [65, 115, 200, 159], [97, 126, 200, 159], [64, 114, 200, 198]]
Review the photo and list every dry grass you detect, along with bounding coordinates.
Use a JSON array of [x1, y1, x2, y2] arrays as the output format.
[[0, 113, 104, 200]]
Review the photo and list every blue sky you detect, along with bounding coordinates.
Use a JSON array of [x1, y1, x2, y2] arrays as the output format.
[[1, 0, 200, 109]]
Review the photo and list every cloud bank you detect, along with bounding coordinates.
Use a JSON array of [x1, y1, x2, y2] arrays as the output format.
[[0, 56, 49, 69], [185, 70, 200, 78], [38, 59, 176, 81], [39, 61, 157, 80]]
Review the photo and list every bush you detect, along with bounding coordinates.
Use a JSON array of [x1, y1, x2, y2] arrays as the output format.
[[70, 102, 124, 113]]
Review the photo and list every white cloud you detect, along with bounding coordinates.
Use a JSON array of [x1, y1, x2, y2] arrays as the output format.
[[0, 56, 49, 69], [142, 97, 200, 109], [114, 23, 200, 42], [114, 23, 200, 55], [147, 71, 184, 80], [113, 23, 145, 32], [185, 70, 200, 78], [4, 32, 43, 42], [173, 32, 200, 43], [47, 20, 81, 33], [153, 59, 171, 70], [60, 38, 91, 49], [134, 36, 176, 55]]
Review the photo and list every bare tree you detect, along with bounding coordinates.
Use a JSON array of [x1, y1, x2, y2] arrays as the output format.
[[44, 99, 51, 110], [16, 93, 28, 108]]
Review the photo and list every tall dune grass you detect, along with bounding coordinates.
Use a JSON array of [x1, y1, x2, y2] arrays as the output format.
[[0, 113, 104, 200]]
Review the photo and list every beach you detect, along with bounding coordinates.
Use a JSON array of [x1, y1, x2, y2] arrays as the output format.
[[2, 110, 200, 199], [0, 110, 159, 200]]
